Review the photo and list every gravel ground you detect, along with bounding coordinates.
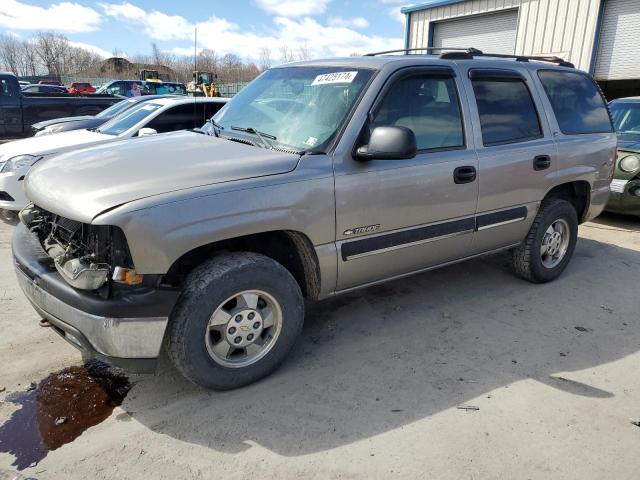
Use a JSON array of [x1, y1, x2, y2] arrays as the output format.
[[1, 212, 639, 479]]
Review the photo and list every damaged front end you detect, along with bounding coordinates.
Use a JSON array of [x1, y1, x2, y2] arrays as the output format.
[[19, 204, 134, 292]]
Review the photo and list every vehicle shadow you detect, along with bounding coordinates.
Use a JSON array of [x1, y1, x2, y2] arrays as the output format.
[[123, 235, 639, 456], [589, 211, 640, 232]]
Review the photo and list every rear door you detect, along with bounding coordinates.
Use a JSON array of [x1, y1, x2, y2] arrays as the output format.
[[462, 67, 558, 254]]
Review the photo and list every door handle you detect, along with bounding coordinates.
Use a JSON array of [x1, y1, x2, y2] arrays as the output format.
[[453, 166, 476, 184], [533, 155, 551, 171]]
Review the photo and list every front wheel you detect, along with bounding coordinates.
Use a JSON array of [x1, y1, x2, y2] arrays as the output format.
[[165, 252, 304, 390], [510, 199, 578, 283]]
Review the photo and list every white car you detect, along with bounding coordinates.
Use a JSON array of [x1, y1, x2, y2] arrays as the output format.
[[0, 97, 226, 211]]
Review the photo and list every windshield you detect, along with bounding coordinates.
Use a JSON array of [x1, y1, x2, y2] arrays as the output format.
[[96, 98, 138, 118], [610, 101, 640, 136], [212, 66, 374, 151], [98, 102, 163, 136]]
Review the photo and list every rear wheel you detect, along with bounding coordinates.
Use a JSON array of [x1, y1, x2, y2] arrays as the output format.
[[510, 199, 578, 283], [165, 252, 304, 390]]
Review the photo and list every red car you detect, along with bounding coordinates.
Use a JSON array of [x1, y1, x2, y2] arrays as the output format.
[[68, 82, 96, 94]]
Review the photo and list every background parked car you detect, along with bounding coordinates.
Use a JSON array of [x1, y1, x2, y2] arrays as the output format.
[[0, 72, 119, 139], [18, 80, 30, 89], [0, 96, 227, 211], [31, 95, 179, 136], [606, 97, 640, 216], [154, 82, 188, 95], [68, 82, 96, 94], [38, 80, 63, 86], [21, 84, 69, 94], [96, 80, 187, 97]]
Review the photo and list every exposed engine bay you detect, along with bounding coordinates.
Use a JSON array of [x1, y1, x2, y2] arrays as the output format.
[[20, 204, 133, 291]]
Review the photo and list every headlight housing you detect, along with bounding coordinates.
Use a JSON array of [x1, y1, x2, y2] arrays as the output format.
[[0, 155, 41, 173], [619, 154, 640, 173]]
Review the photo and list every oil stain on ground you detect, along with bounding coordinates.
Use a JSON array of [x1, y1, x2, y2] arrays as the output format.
[[0, 361, 130, 470]]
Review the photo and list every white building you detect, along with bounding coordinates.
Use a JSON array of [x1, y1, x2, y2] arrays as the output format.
[[401, 0, 640, 98]]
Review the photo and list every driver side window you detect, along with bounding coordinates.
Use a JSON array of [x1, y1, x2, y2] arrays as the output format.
[[370, 74, 464, 151]]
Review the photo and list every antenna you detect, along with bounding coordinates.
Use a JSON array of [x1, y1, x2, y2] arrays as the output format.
[[193, 27, 198, 126], [194, 27, 197, 76]]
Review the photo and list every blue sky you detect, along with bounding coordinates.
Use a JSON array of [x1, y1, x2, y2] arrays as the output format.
[[0, 0, 407, 61]]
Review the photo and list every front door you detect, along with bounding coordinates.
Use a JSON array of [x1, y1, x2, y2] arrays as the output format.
[[334, 67, 479, 291]]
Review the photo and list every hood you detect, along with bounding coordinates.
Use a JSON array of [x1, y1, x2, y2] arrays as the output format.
[[24, 131, 300, 223], [617, 134, 640, 153], [0, 129, 112, 162], [32, 115, 96, 130]]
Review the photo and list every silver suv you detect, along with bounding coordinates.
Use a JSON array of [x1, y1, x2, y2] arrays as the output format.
[[14, 51, 616, 390]]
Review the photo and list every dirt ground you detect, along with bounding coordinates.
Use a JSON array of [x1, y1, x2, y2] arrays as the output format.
[[1, 212, 639, 479]]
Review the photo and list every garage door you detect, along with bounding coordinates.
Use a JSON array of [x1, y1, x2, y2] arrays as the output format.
[[433, 9, 518, 55], [594, 0, 640, 80]]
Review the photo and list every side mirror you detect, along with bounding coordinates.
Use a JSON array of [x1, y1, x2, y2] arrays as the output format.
[[356, 126, 417, 161], [138, 127, 157, 137]]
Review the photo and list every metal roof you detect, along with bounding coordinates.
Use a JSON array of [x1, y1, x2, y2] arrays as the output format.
[[400, 0, 467, 14]]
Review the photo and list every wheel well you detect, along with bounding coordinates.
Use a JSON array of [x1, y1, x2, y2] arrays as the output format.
[[543, 181, 590, 222], [163, 231, 322, 300]]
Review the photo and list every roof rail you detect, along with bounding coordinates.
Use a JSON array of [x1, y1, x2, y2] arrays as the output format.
[[457, 51, 575, 68], [364, 47, 483, 56], [364, 46, 575, 68]]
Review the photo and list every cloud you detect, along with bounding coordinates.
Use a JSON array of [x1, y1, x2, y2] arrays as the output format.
[[254, 0, 332, 17], [101, 2, 403, 60], [0, 0, 101, 33], [388, 7, 406, 25], [68, 41, 112, 58], [327, 16, 370, 29]]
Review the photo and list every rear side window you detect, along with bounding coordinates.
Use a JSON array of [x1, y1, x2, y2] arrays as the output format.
[[0, 79, 14, 97], [146, 104, 212, 133], [538, 70, 612, 135], [471, 77, 542, 146]]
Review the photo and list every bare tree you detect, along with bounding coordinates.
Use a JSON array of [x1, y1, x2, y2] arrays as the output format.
[[0, 30, 263, 86], [279, 45, 296, 64], [0, 35, 22, 74], [297, 41, 312, 61], [259, 48, 272, 71]]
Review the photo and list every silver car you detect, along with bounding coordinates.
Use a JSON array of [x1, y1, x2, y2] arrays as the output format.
[[14, 51, 616, 390], [0, 96, 226, 211]]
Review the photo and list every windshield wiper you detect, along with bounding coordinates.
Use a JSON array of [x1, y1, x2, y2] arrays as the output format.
[[206, 118, 225, 137], [231, 126, 276, 149]]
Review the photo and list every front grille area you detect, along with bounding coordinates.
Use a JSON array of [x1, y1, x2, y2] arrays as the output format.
[[22, 205, 135, 283]]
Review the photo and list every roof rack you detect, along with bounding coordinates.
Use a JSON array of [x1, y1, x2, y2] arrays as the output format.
[[364, 47, 575, 68], [364, 47, 482, 56]]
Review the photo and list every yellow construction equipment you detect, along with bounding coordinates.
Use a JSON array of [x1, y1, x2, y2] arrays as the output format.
[[187, 71, 219, 97], [139, 69, 162, 83]]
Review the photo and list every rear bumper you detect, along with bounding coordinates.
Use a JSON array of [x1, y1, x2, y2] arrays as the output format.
[[13, 223, 180, 372], [605, 179, 640, 216]]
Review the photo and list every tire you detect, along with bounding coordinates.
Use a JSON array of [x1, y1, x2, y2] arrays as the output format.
[[510, 199, 578, 283], [165, 252, 304, 390]]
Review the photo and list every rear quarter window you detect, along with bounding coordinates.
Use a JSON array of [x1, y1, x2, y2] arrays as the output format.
[[537, 70, 612, 135]]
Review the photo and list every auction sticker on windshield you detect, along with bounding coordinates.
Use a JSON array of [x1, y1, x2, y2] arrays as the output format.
[[311, 71, 358, 85]]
